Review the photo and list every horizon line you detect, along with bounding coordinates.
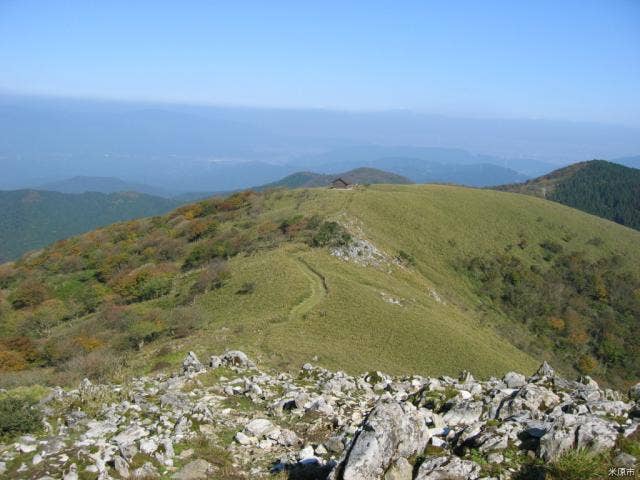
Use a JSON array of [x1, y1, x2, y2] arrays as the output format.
[[1, 88, 638, 130]]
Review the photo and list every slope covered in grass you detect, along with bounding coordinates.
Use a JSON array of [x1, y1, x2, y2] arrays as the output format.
[[0, 185, 638, 390]]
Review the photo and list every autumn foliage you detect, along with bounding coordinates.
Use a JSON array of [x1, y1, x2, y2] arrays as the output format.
[[0, 189, 343, 383]]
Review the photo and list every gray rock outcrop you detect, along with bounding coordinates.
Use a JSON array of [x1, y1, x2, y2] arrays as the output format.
[[1, 352, 637, 480], [332, 400, 429, 480]]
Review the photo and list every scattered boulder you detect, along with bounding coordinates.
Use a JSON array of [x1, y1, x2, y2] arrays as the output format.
[[113, 456, 130, 479], [613, 451, 637, 468], [277, 429, 300, 447], [182, 351, 205, 373], [629, 383, 640, 401], [384, 457, 413, 480], [221, 350, 255, 368], [132, 461, 159, 479], [209, 355, 222, 368], [415, 455, 481, 480], [324, 436, 345, 454], [62, 464, 78, 480], [235, 431, 253, 445], [140, 438, 158, 455], [171, 459, 213, 480], [244, 418, 276, 438], [503, 371, 526, 389], [539, 414, 618, 460], [333, 399, 429, 480], [530, 361, 555, 381], [113, 426, 148, 446], [442, 400, 483, 426]]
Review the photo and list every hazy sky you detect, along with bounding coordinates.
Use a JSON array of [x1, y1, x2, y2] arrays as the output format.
[[1, 0, 639, 126]]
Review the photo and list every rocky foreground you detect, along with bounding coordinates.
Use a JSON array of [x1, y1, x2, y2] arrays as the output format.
[[1, 351, 639, 479]]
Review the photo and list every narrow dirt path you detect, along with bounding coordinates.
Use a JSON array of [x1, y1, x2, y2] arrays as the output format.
[[289, 257, 328, 320]]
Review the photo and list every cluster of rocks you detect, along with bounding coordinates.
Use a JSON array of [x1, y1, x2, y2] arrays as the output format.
[[0, 351, 638, 479], [330, 237, 390, 268]]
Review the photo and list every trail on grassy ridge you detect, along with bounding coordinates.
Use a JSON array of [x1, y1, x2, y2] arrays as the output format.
[[289, 257, 328, 320]]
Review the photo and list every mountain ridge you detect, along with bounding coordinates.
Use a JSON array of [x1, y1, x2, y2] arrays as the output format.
[[494, 159, 640, 230], [257, 167, 412, 189], [38, 176, 171, 197], [1, 184, 638, 396]]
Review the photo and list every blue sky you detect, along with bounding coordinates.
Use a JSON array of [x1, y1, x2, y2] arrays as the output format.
[[1, 0, 639, 126]]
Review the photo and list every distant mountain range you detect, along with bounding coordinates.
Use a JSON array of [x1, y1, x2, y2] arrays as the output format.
[[38, 176, 171, 197], [258, 167, 412, 189], [296, 145, 554, 178], [495, 160, 640, 230], [0, 190, 182, 262], [5, 94, 640, 192], [339, 157, 528, 187], [36, 153, 535, 199]]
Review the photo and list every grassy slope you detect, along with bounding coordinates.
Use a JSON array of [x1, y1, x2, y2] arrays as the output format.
[[142, 185, 639, 380], [2, 185, 639, 385]]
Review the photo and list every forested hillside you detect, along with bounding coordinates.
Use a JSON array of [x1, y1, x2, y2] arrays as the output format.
[[38, 176, 170, 196], [0, 190, 181, 262], [495, 160, 640, 230]]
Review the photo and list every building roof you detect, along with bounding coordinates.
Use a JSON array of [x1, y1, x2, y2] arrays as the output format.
[[331, 177, 350, 186]]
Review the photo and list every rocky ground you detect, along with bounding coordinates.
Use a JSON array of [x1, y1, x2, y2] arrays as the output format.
[[1, 351, 639, 479]]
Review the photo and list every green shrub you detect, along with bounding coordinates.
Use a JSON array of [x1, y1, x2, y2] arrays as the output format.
[[0, 349, 27, 372], [9, 278, 49, 309], [189, 260, 230, 296], [126, 319, 166, 350], [540, 240, 564, 260], [0, 395, 42, 439], [167, 307, 204, 339], [586, 237, 604, 247], [279, 215, 304, 234], [41, 335, 79, 366], [618, 428, 640, 458], [237, 282, 256, 295], [0, 264, 19, 289], [311, 221, 351, 247], [121, 310, 167, 350], [138, 275, 172, 301], [111, 266, 173, 303], [181, 219, 218, 242], [397, 250, 417, 266], [183, 239, 232, 270], [545, 449, 607, 480], [73, 284, 102, 313], [60, 348, 126, 383], [21, 299, 70, 337]]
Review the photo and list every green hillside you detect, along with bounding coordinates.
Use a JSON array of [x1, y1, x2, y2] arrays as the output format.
[[495, 160, 640, 230], [258, 167, 412, 189], [1, 185, 639, 391], [0, 190, 181, 262]]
